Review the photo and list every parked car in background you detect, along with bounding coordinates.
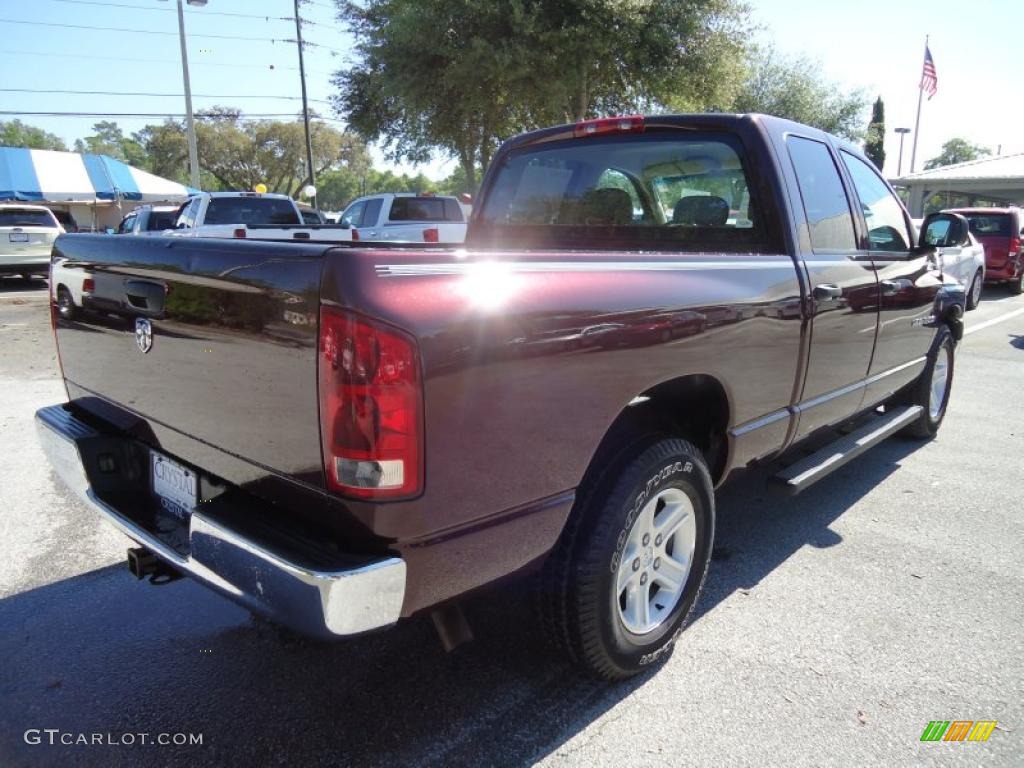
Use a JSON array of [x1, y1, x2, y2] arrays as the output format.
[[166, 192, 354, 242], [42, 114, 965, 681], [115, 205, 179, 236], [49, 256, 94, 320], [945, 207, 1023, 294], [339, 193, 468, 243], [0, 204, 62, 278], [916, 213, 986, 310], [296, 202, 328, 225], [49, 209, 79, 233]]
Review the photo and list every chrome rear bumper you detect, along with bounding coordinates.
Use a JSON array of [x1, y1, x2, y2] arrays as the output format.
[[35, 404, 406, 637]]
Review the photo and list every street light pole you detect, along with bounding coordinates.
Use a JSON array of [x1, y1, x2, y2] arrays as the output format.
[[895, 127, 911, 177], [294, 0, 316, 205], [171, 0, 205, 190]]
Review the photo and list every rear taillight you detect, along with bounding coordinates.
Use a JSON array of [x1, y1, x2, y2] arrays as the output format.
[[233, 228, 247, 238], [318, 307, 422, 499], [82, 278, 95, 293], [1010, 236, 1021, 255], [573, 115, 645, 138], [423, 227, 439, 243]]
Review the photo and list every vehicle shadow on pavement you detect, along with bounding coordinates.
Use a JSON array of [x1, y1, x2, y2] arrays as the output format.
[[0, 438, 924, 768], [0, 277, 48, 295]]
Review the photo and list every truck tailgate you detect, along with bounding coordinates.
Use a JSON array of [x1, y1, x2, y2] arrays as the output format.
[[51, 234, 328, 487]]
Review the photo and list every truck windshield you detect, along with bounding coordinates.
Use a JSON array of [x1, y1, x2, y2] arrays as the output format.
[[205, 197, 301, 226], [476, 134, 771, 251]]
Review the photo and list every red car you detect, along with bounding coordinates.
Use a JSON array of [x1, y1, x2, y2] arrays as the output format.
[[946, 207, 1023, 294]]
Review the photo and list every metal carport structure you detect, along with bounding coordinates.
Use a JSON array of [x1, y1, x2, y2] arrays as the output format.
[[893, 152, 1024, 217]]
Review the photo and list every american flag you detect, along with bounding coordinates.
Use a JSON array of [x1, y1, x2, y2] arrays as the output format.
[[920, 45, 938, 99]]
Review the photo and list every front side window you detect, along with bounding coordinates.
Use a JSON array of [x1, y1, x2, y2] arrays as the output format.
[[786, 137, 856, 252], [841, 151, 912, 252], [340, 200, 365, 228], [475, 134, 770, 251]]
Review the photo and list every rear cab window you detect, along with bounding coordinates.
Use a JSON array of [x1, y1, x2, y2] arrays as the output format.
[[475, 132, 772, 251], [146, 211, 177, 231], [204, 197, 301, 226], [388, 197, 464, 223]]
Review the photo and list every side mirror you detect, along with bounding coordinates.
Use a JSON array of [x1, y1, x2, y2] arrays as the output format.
[[920, 212, 968, 248], [105, 228, 116, 235]]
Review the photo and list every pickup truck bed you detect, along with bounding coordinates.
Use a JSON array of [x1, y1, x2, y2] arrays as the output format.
[[39, 113, 966, 679]]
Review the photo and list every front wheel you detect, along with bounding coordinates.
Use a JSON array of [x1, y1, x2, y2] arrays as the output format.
[[899, 326, 955, 438], [535, 437, 715, 680]]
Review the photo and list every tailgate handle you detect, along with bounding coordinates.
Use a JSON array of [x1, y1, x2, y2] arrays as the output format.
[[124, 279, 166, 312]]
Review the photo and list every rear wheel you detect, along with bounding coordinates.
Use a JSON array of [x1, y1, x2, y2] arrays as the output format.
[[1009, 269, 1024, 296], [966, 270, 983, 310], [56, 286, 76, 320], [899, 326, 955, 438], [535, 437, 714, 680]]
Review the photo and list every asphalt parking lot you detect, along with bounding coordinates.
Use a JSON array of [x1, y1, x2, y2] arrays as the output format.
[[1, 275, 1022, 767]]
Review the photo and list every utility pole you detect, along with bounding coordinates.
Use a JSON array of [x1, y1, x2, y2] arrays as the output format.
[[294, 0, 316, 205], [170, 0, 206, 190], [895, 128, 911, 176]]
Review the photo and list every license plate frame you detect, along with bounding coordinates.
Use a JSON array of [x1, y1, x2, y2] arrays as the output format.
[[151, 451, 197, 520], [8, 233, 29, 242]]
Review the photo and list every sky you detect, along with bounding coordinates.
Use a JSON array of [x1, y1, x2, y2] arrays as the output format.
[[1, 0, 1021, 182]]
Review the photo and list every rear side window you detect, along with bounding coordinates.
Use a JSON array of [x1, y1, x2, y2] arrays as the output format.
[[360, 198, 383, 227], [146, 211, 176, 231], [840, 151, 912, 252], [786, 137, 856, 252], [389, 197, 463, 222], [476, 133, 769, 251], [0, 209, 59, 227], [204, 197, 301, 226], [964, 214, 1011, 237]]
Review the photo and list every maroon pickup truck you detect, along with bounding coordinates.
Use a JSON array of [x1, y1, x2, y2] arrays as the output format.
[[38, 114, 965, 680]]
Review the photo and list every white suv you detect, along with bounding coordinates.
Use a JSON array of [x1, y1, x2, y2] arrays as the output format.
[[0, 204, 63, 278]]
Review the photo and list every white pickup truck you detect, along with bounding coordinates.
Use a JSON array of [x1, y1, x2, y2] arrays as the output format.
[[166, 191, 353, 241], [339, 193, 468, 243]]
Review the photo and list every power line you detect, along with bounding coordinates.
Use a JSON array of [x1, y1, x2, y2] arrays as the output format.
[[0, 17, 297, 43], [0, 16, 348, 56], [42, 0, 295, 22], [0, 87, 330, 104], [0, 110, 345, 122], [0, 48, 335, 76]]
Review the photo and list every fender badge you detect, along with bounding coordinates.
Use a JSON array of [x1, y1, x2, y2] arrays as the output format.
[[135, 318, 153, 353]]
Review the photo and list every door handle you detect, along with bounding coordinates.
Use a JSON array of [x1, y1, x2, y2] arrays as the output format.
[[812, 284, 842, 301]]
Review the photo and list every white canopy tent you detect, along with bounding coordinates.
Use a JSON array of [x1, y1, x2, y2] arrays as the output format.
[[0, 147, 198, 230]]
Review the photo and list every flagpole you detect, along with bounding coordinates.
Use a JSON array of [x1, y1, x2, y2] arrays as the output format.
[[909, 34, 928, 174]]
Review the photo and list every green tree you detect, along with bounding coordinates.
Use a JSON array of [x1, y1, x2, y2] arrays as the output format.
[[0, 119, 68, 151], [74, 121, 148, 166], [923, 138, 992, 170], [864, 96, 885, 170], [731, 46, 869, 140], [132, 110, 371, 195], [334, 0, 750, 193]]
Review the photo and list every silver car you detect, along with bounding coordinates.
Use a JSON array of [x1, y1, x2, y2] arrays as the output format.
[[0, 204, 62, 278]]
